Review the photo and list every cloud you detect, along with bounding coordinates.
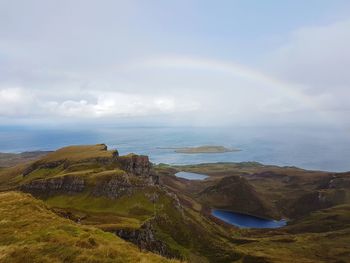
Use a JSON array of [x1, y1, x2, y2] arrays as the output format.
[[0, 87, 200, 119], [52, 92, 199, 118], [267, 19, 350, 110], [0, 1, 349, 127], [0, 87, 36, 116]]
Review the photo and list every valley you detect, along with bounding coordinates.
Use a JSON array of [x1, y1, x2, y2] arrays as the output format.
[[0, 144, 349, 262]]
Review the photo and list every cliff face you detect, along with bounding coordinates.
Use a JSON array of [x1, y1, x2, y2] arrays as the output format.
[[117, 154, 151, 177], [115, 218, 181, 259], [22, 144, 119, 176], [8, 145, 276, 262], [17, 145, 178, 259], [92, 174, 149, 199], [19, 145, 156, 198], [0, 191, 178, 263], [21, 175, 85, 194]]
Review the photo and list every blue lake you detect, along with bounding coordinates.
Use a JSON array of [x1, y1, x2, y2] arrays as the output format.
[[212, 209, 287, 229], [175, 171, 208, 180]]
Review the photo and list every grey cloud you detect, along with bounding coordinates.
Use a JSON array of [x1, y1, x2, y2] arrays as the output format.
[[0, 1, 349, 127], [267, 20, 350, 92]]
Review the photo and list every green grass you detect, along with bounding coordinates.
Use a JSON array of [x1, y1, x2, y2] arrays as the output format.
[[0, 191, 179, 263], [156, 162, 350, 262], [43, 184, 241, 262], [286, 204, 350, 233], [46, 190, 155, 216], [2, 146, 350, 263], [37, 144, 115, 163], [235, 227, 350, 263]]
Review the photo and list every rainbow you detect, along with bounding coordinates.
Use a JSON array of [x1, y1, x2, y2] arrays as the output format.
[[137, 55, 321, 113]]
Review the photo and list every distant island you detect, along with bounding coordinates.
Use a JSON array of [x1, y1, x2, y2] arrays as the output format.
[[159, 145, 240, 154]]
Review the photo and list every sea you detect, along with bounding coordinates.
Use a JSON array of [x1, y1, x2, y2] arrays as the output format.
[[0, 126, 349, 172]]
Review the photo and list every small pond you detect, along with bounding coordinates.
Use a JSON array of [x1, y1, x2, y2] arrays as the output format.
[[175, 171, 208, 180], [212, 209, 287, 229]]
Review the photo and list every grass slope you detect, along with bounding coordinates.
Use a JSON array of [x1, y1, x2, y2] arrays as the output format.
[[2, 145, 350, 262], [0, 191, 178, 263], [158, 163, 350, 262], [234, 205, 350, 263]]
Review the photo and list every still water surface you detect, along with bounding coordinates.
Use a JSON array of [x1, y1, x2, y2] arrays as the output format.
[[175, 171, 208, 180], [212, 209, 287, 228]]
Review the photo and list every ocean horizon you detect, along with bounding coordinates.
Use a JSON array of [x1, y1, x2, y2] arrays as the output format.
[[1, 126, 349, 172]]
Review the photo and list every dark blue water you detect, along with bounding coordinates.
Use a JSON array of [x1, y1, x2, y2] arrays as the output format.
[[175, 171, 208, 180], [212, 209, 287, 228], [0, 126, 349, 172]]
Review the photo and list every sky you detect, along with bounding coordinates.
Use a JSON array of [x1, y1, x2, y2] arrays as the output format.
[[1, 0, 350, 128]]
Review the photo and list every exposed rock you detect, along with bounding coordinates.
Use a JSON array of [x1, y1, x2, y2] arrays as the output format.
[[20, 150, 156, 199], [328, 176, 350, 189], [100, 144, 108, 151], [117, 155, 151, 177], [22, 144, 119, 177], [21, 176, 85, 194], [163, 189, 183, 214], [151, 173, 160, 185], [92, 174, 147, 199], [114, 218, 182, 260], [316, 174, 336, 190]]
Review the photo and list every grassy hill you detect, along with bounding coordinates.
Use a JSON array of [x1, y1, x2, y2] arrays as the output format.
[[1, 144, 350, 262], [156, 162, 350, 262], [0, 145, 240, 262], [0, 191, 177, 263]]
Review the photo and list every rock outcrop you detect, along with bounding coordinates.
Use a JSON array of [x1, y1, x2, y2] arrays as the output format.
[[22, 144, 119, 176], [114, 218, 181, 259], [21, 175, 85, 194], [92, 174, 148, 199], [19, 145, 158, 198], [117, 154, 151, 177]]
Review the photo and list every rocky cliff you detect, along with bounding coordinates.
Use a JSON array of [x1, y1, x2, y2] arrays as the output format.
[[21, 175, 85, 194], [115, 217, 182, 259], [117, 154, 151, 177], [19, 144, 157, 197], [92, 173, 149, 199]]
